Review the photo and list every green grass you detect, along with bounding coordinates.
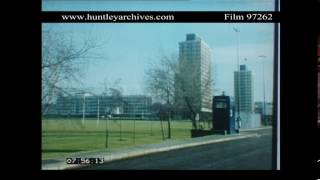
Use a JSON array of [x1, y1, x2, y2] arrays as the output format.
[[42, 118, 193, 160]]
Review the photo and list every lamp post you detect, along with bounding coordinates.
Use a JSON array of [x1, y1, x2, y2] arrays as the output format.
[[258, 55, 267, 125], [82, 94, 86, 124], [233, 27, 241, 131], [97, 97, 100, 127], [105, 112, 109, 148], [82, 93, 91, 125]]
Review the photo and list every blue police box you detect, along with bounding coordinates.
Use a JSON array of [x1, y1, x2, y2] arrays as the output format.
[[212, 93, 237, 134]]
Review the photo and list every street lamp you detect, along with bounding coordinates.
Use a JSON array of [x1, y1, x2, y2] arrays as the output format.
[[82, 94, 86, 124], [233, 27, 241, 131], [82, 93, 91, 125], [258, 55, 267, 125]]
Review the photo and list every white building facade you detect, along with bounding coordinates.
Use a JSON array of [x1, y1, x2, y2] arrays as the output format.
[[175, 33, 213, 116]]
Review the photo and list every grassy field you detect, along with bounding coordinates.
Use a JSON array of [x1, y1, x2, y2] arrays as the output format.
[[42, 118, 193, 160]]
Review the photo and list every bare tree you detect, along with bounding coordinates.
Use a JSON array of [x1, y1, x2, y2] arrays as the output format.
[[145, 53, 177, 139], [100, 78, 125, 115], [145, 52, 214, 130], [42, 30, 99, 113], [174, 58, 207, 129], [177, 52, 214, 129], [101, 78, 125, 142]]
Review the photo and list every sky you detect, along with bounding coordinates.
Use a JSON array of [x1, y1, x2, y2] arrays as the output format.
[[42, 0, 277, 103]]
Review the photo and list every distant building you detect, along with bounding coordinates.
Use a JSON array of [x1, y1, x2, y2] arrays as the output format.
[[234, 64, 253, 113], [254, 101, 273, 125], [174, 33, 213, 118], [254, 102, 273, 115], [45, 94, 152, 117], [230, 97, 261, 129], [42, 103, 58, 116]]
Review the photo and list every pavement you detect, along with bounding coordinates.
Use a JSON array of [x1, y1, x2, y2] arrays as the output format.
[[82, 128, 273, 170], [42, 126, 272, 170]]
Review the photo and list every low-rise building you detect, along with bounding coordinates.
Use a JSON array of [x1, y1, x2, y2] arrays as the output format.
[[44, 94, 152, 117]]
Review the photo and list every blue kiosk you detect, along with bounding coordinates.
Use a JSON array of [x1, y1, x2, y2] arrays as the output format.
[[212, 93, 238, 134], [191, 93, 238, 137]]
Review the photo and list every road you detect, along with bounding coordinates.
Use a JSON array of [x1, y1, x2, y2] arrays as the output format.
[[81, 129, 273, 170]]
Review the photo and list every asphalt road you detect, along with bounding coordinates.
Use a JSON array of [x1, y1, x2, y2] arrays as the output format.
[[81, 129, 273, 170]]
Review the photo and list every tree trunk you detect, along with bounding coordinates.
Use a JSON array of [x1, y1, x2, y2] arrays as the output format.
[[191, 113, 197, 129], [167, 112, 171, 139], [184, 97, 197, 129], [166, 91, 171, 139], [160, 117, 165, 140]]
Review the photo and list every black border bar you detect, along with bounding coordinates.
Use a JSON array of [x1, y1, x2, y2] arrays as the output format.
[[42, 11, 280, 23]]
